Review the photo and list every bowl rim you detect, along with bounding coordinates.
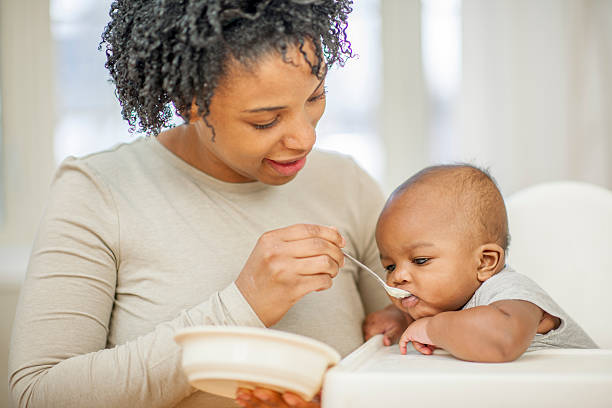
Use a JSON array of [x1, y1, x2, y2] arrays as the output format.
[[175, 325, 341, 364]]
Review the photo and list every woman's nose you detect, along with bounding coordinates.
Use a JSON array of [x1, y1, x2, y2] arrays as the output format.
[[282, 111, 316, 151]]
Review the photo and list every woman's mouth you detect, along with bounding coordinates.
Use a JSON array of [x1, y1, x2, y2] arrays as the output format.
[[401, 295, 419, 308], [265, 156, 307, 176]]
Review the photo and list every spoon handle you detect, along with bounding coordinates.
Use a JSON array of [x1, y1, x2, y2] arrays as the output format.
[[341, 249, 386, 286], [341, 249, 412, 299]]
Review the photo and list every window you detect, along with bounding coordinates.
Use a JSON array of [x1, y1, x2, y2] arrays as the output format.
[[315, 0, 384, 182], [421, 0, 462, 163], [51, 0, 132, 165]]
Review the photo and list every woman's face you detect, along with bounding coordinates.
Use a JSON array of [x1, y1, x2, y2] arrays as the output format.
[[190, 41, 326, 185]]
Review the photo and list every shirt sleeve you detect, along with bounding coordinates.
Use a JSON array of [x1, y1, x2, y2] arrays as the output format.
[[468, 269, 598, 350], [348, 160, 391, 315], [8, 159, 263, 408], [472, 270, 566, 319]]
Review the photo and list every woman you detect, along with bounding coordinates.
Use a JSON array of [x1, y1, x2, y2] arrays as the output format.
[[9, 1, 407, 407]]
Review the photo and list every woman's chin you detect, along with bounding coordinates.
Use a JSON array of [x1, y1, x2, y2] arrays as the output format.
[[256, 169, 300, 185]]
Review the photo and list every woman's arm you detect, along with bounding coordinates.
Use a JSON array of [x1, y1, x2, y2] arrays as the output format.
[[8, 161, 265, 407], [401, 300, 544, 362]]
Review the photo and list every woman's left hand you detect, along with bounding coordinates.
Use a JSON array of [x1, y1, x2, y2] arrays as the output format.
[[362, 304, 411, 346], [236, 388, 320, 408]]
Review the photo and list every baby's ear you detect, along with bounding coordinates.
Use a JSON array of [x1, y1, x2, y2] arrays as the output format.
[[476, 243, 504, 282]]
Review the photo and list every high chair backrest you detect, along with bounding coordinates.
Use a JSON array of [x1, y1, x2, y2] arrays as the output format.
[[506, 181, 612, 348]]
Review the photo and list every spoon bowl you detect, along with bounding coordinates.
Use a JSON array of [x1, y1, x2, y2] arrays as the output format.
[[341, 250, 411, 299]]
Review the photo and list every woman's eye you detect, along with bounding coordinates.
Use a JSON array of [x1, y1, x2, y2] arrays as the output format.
[[413, 258, 430, 265], [253, 116, 279, 130], [384, 264, 396, 272], [307, 86, 327, 103]]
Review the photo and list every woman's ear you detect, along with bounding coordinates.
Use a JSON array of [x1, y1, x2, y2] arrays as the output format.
[[188, 100, 200, 124], [476, 243, 505, 282]]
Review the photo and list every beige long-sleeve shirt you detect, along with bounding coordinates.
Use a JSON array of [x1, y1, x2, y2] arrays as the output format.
[[9, 137, 389, 407]]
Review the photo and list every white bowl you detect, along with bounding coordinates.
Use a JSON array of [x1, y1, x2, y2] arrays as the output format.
[[174, 326, 341, 401]]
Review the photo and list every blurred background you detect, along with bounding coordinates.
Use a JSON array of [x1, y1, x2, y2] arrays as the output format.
[[1, 0, 611, 405]]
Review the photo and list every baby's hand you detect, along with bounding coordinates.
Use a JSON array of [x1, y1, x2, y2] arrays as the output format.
[[399, 317, 436, 355], [363, 305, 410, 346]]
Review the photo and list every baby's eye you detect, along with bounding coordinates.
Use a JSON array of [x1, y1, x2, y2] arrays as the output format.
[[413, 258, 430, 265], [384, 264, 396, 272]]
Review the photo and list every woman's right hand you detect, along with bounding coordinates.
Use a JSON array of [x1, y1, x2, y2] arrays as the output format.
[[235, 224, 345, 327]]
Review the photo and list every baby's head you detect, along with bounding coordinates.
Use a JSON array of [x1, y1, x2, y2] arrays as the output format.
[[375, 164, 510, 320]]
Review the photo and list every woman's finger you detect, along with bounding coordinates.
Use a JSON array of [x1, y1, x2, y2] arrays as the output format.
[[291, 255, 341, 278], [301, 273, 334, 293], [236, 388, 256, 408], [236, 388, 321, 408], [283, 238, 344, 268], [273, 224, 345, 248], [237, 387, 289, 408], [282, 391, 321, 407], [253, 388, 288, 407], [383, 325, 403, 346]]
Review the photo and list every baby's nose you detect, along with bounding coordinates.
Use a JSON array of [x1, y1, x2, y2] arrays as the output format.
[[388, 267, 412, 287]]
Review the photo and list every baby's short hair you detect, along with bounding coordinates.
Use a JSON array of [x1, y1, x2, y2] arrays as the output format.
[[391, 164, 511, 250]]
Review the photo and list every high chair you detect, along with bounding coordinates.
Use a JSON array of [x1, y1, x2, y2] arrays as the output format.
[[505, 181, 612, 348], [321, 181, 612, 407]]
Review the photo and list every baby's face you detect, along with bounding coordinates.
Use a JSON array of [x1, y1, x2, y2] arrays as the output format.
[[375, 188, 482, 320]]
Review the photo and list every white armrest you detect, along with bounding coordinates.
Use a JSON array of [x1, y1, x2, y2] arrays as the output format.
[[323, 335, 611, 407]]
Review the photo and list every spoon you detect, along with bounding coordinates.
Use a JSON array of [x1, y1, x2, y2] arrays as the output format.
[[341, 249, 412, 299]]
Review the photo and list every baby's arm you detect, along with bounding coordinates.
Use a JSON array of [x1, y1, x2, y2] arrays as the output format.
[[401, 300, 544, 362]]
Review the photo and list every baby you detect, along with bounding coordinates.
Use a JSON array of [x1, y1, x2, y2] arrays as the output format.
[[376, 164, 597, 362]]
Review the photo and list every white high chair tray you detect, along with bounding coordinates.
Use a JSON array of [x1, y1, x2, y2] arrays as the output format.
[[322, 335, 612, 408]]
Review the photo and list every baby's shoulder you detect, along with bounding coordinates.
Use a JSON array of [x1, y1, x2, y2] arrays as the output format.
[[469, 267, 547, 307], [483, 267, 539, 289]]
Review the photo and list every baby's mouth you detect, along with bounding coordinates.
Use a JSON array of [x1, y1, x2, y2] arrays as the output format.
[[401, 294, 419, 308]]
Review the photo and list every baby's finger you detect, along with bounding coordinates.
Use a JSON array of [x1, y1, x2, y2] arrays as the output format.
[[399, 333, 410, 354], [412, 340, 434, 355]]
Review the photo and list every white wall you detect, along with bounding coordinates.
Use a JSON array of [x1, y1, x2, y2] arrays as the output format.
[[1, 0, 53, 405], [380, 0, 428, 194], [0, 0, 55, 247], [459, 0, 612, 196]]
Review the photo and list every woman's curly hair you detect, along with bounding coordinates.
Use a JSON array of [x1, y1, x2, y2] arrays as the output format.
[[100, 0, 354, 135]]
